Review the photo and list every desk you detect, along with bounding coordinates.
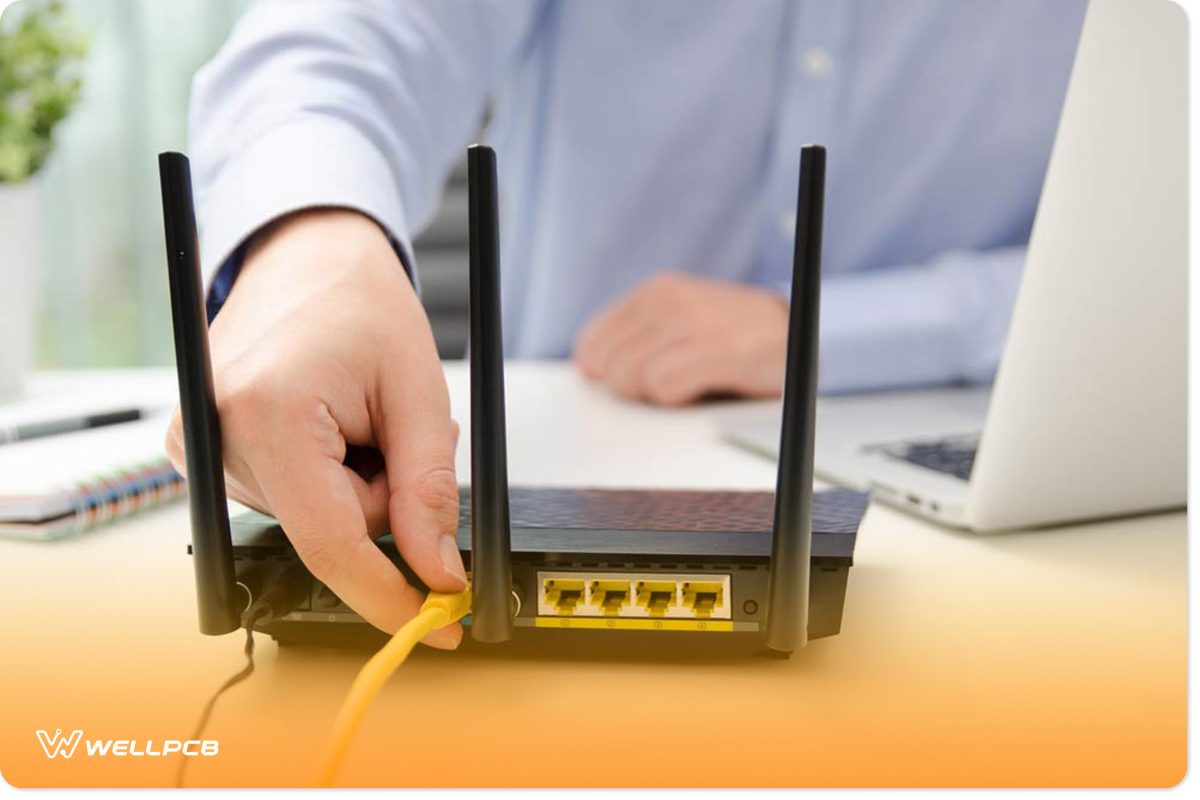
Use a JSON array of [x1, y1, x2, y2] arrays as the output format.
[[0, 363, 1185, 788]]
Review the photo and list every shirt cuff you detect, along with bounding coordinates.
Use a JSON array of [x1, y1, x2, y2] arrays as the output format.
[[195, 118, 419, 318], [813, 267, 962, 394]]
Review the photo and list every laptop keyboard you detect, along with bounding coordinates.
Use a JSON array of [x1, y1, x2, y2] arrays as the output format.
[[881, 436, 979, 481]]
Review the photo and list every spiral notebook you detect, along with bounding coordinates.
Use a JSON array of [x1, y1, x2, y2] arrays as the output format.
[[0, 414, 184, 541]]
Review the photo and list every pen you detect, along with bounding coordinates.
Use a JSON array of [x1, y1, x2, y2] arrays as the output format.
[[0, 408, 147, 446]]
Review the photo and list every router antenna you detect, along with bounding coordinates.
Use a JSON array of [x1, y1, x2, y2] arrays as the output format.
[[158, 152, 240, 636], [764, 145, 826, 654], [467, 144, 515, 643]]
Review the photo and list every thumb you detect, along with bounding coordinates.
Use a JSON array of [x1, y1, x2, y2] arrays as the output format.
[[375, 350, 468, 594], [246, 396, 459, 647]]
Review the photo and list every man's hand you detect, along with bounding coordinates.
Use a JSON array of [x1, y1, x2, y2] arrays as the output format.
[[573, 272, 790, 406], [165, 209, 467, 648]]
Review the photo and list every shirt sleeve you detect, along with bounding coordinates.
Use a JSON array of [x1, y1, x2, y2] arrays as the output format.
[[808, 245, 1028, 393], [188, 0, 544, 311]]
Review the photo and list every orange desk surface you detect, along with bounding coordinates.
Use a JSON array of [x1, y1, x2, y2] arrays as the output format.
[[0, 500, 1184, 788]]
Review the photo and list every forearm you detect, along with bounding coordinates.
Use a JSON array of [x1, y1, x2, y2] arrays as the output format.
[[205, 209, 414, 323], [815, 246, 1028, 393], [188, 0, 543, 307]]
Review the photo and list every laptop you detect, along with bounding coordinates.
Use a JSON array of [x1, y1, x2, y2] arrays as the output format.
[[718, 0, 1187, 532]]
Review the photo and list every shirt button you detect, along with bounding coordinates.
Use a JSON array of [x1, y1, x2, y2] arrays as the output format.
[[801, 47, 833, 78], [780, 211, 796, 237]]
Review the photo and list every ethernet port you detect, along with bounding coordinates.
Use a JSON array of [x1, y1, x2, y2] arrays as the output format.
[[543, 578, 585, 615], [589, 579, 631, 616], [681, 581, 724, 618], [635, 580, 677, 616]]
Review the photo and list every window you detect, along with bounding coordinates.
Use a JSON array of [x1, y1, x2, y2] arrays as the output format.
[[33, 0, 248, 367]]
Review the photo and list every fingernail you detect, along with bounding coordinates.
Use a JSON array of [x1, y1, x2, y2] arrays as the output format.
[[439, 534, 468, 586], [424, 625, 463, 651]]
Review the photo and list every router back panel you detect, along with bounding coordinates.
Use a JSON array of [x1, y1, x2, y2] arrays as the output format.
[[216, 487, 867, 648], [163, 144, 852, 657]]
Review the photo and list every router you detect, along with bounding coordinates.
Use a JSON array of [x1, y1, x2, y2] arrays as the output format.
[[159, 144, 867, 656]]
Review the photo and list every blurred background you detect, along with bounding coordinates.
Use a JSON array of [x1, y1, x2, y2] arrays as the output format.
[[6, 0, 470, 372]]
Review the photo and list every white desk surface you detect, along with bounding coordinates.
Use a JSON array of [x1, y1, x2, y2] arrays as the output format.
[[0, 362, 1186, 788]]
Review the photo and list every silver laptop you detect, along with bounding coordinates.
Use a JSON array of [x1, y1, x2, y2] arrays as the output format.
[[719, 0, 1187, 532]]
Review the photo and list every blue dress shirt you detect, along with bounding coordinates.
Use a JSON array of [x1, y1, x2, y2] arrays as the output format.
[[191, 0, 1086, 393]]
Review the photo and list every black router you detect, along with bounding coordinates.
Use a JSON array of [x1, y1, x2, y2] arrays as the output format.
[[159, 144, 867, 656]]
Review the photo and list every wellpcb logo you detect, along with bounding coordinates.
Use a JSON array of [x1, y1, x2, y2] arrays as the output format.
[[36, 728, 219, 759], [36, 729, 83, 759]]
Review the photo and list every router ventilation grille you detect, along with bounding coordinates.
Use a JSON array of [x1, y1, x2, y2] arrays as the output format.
[[457, 487, 866, 534]]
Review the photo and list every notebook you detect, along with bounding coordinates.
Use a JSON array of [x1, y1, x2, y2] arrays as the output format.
[[0, 414, 184, 541]]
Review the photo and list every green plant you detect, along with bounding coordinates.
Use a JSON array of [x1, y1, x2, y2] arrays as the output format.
[[0, 0, 86, 183]]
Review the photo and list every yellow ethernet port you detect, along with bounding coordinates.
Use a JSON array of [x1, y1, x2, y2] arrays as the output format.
[[537, 571, 730, 620], [635, 580, 677, 616], [681, 581, 724, 618], [543, 578, 586, 615], [589, 579, 631, 615]]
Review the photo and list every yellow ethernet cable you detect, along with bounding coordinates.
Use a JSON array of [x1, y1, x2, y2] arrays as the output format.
[[316, 588, 473, 787]]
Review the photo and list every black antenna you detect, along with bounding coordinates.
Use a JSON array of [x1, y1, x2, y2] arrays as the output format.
[[158, 152, 240, 636], [764, 145, 826, 654], [467, 144, 515, 643]]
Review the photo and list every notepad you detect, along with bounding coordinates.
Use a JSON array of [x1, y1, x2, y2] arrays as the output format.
[[0, 414, 184, 541]]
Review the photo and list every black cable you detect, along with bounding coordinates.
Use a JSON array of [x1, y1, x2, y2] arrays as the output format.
[[174, 606, 267, 788], [173, 564, 308, 787]]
